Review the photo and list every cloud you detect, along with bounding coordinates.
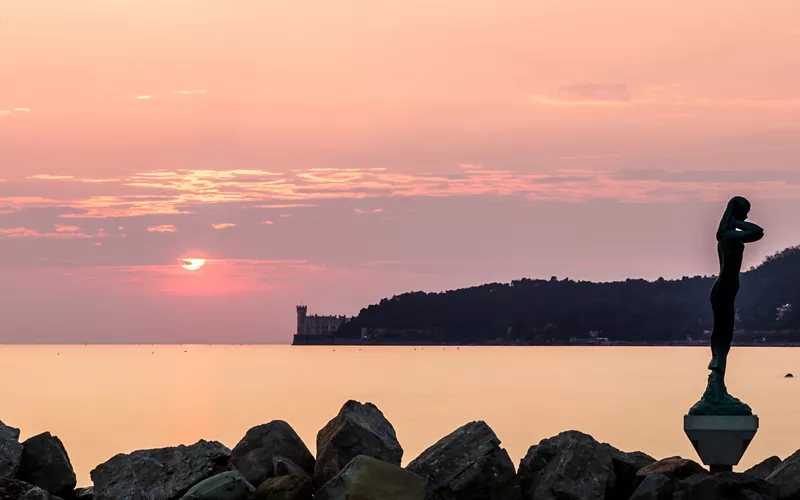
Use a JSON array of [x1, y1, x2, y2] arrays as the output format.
[[355, 208, 383, 214], [5, 165, 800, 222], [261, 220, 274, 225], [0, 108, 31, 117], [558, 83, 630, 102], [254, 203, 318, 209], [29, 174, 77, 180], [54, 225, 82, 233], [211, 223, 236, 229], [0, 227, 92, 239], [135, 95, 152, 100], [147, 225, 177, 233]]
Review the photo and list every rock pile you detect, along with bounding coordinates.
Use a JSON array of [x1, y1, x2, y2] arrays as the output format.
[[1, 403, 799, 500]]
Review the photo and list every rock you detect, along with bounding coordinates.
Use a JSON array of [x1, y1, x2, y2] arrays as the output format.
[[179, 471, 254, 500], [629, 472, 672, 500], [407, 421, 519, 500], [90, 440, 232, 500], [16, 432, 76, 497], [314, 400, 403, 487], [745, 456, 782, 480], [315, 455, 426, 500], [517, 430, 655, 500], [766, 449, 800, 500], [74, 487, 94, 500], [628, 456, 707, 500], [19, 487, 60, 500], [271, 457, 310, 481], [786, 373, 794, 378], [0, 479, 37, 500], [636, 456, 707, 481], [673, 471, 777, 499], [252, 475, 312, 500], [230, 421, 314, 487], [0, 421, 23, 480]]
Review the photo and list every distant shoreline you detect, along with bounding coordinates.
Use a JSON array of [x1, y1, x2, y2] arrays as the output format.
[[291, 335, 800, 347]]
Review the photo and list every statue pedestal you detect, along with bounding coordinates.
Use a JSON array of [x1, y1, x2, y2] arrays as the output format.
[[684, 414, 758, 472]]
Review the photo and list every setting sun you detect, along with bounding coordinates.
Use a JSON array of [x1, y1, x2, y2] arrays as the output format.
[[180, 258, 206, 271]]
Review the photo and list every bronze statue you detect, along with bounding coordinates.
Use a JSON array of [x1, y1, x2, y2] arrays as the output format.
[[689, 196, 764, 415]]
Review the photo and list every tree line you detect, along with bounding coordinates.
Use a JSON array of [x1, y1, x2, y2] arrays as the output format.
[[336, 246, 800, 343]]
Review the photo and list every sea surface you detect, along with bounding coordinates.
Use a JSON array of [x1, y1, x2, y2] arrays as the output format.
[[0, 345, 798, 486]]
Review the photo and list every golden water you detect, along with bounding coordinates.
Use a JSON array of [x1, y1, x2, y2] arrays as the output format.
[[1, 345, 798, 486]]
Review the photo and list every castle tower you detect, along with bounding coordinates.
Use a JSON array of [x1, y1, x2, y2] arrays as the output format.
[[296, 305, 308, 335]]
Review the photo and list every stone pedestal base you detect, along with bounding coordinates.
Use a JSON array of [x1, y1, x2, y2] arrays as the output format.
[[684, 415, 758, 471]]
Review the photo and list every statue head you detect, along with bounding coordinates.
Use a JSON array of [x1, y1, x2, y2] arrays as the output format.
[[730, 196, 751, 221], [717, 196, 751, 240]]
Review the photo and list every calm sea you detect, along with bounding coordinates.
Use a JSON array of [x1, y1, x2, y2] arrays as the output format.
[[0, 345, 798, 486]]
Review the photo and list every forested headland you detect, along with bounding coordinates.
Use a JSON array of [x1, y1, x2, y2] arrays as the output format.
[[334, 246, 800, 344]]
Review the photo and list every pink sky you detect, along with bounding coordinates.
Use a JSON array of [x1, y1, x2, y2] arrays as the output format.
[[1, 0, 799, 343]]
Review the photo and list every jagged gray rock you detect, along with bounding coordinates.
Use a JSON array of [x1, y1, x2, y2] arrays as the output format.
[[518, 430, 655, 500], [672, 471, 777, 499], [629, 457, 707, 500], [179, 471, 254, 500], [231, 421, 314, 488], [16, 432, 76, 497], [746, 456, 782, 480], [0, 421, 23, 480], [315, 455, 426, 500], [0, 479, 38, 500], [766, 449, 800, 500], [90, 440, 232, 500], [74, 486, 94, 500], [629, 472, 672, 500], [314, 401, 403, 487], [18, 486, 61, 500], [252, 474, 312, 500], [406, 421, 520, 500], [272, 457, 310, 481]]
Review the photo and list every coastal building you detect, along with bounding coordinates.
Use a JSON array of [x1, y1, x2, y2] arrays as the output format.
[[296, 305, 347, 335]]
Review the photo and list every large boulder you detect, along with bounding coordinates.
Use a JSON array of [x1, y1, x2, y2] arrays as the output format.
[[746, 456, 782, 481], [0, 422, 23, 480], [90, 440, 232, 500], [179, 471, 254, 500], [0, 479, 38, 500], [252, 475, 312, 500], [517, 430, 655, 500], [16, 432, 76, 497], [673, 471, 777, 499], [314, 401, 403, 487], [407, 421, 519, 500], [230, 421, 314, 487], [271, 458, 309, 481], [766, 449, 800, 500], [74, 487, 94, 500], [315, 455, 426, 500], [629, 457, 707, 500], [18, 487, 60, 500]]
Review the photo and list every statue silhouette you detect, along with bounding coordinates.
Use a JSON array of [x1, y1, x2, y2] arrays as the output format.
[[690, 196, 763, 415]]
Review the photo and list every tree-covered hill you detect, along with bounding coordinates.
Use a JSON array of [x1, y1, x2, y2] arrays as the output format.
[[337, 246, 800, 343]]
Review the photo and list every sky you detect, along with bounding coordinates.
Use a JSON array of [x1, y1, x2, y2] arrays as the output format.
[[1, 0, 799, 343]]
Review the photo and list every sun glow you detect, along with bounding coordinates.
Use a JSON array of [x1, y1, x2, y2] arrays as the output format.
[[180, 258, 207, 271]]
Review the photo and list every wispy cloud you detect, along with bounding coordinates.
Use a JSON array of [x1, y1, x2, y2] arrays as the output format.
[[261, 220, 274, 225], [7, 165, 800, 221], [147, 225, 177, 233], [211, 223, 236, 229], [0, 227, 92, 239], [172, 89, 208, 95], [355, 208, 383, 214], [0, 108, 31, 117]]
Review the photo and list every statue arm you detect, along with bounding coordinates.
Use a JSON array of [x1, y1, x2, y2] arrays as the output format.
[[724, 221, 764, 242]]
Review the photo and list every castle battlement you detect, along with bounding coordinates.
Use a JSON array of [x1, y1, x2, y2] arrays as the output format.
[[296, 305, 347, 335]]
